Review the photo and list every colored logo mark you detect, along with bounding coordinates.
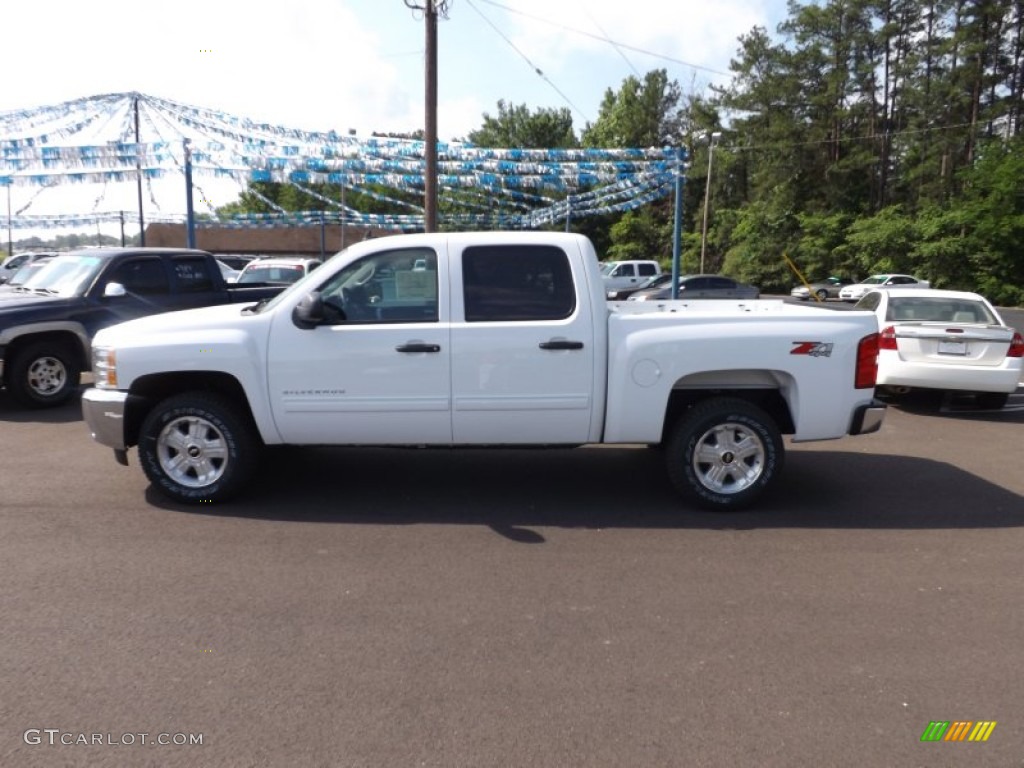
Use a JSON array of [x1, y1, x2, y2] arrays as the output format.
[[921, 721, 996, 742]]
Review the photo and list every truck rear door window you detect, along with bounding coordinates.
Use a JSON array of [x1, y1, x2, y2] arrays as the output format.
[[172, 257, 216, 293], [462, 245, 575, 322]]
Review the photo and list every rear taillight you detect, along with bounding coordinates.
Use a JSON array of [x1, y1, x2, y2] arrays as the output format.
[[1008, 331, 1024, 358], [878, 325, 898, 350], [855, 332, 880, 389]]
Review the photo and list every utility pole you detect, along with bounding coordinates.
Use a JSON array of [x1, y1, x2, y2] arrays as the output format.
[[134, 93, 146, 246], [405, 0, 450, 232], [699, 132, 722, 274]]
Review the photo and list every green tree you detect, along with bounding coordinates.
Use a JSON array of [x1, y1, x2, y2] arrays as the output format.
[[468, 101, 578, 148]]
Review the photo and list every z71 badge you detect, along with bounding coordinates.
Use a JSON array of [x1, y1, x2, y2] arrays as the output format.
[[790, 341, 834, 357]]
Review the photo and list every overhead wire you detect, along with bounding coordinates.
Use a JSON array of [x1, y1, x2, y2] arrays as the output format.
[[463, 0, 592, 124], [476, 0, 731, 77]]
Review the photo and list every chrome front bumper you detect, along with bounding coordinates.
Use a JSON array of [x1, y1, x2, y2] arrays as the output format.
[[82, 387, 129, 453]]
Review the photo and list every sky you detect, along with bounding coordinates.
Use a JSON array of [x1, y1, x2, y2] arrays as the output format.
[[2, 0, 786, 241]]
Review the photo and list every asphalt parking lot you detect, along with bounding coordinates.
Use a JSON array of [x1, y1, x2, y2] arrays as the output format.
[[2, 333, 1023, 767]]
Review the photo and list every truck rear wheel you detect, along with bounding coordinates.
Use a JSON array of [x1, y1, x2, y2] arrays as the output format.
[[139, 392, 259, 504], [665, 397, 783, 511], [7, 341, 82, 408]]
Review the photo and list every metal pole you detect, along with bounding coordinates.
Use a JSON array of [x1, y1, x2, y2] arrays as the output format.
[[341, 128, 356, 250], [424, 0, 438, 232], [671, 146, 685, 299], [184, 139, 196, 249], [319, 213, 326, 259], [6, 182, 12, 259], [699, 132, 721, 274], [119, 211, 126, 247], [134, 94, 146, 246]]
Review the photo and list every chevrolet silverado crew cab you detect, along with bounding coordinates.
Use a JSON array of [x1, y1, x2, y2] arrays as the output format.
[[0, 248, 286, 408], [82, 232, 885, 510]]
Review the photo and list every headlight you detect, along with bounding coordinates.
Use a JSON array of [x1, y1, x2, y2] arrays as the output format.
[[92, 346, 118, 389]]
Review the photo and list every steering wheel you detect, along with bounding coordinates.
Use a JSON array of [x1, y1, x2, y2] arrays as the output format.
[[350, 262, 376, 287], [341, 285, 373, 321], [321, 295, 347, 323]]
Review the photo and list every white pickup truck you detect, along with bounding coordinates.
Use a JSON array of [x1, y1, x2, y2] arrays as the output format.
[[82, 231, 885, 510]]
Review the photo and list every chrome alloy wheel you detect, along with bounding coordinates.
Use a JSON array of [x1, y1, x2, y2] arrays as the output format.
[[155, 415, 229, 488], [27, 355, 68, 397], [690, 421, 767, 494]]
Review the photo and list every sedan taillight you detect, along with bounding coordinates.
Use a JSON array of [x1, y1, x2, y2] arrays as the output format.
[[1008, 331, 1024, 358], [856, 333, 880, 389], [878, 325, 898, 351]]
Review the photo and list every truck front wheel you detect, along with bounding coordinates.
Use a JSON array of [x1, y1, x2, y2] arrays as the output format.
[[665, 397, 783, 511], [139, 392, 259, 504], [7, 341, 82, 408]]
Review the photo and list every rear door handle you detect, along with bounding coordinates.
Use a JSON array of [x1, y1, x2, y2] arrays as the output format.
[[396, 343, 441, 353], [539, 340, 584, 350]]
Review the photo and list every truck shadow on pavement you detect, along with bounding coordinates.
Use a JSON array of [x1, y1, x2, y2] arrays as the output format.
[[0, 388, 84, 423], [144, 444, 1023, 540]]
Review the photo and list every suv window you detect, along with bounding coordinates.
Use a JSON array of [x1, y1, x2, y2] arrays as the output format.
[[463, 245, 575, 322], [614, 264, 635, 277], [637, 263, 658, 276], [172, 257, 216, 293], [109, 258, 169, 295]]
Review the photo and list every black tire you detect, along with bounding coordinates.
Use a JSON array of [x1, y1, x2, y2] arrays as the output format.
[[975, 392, 1009, 410], [816, 289, 829, 301], [7, 341, 82, 408], [138, 392, 260, 504], [665, 397, 784, 511]]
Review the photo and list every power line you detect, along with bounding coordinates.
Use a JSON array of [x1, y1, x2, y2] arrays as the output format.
[[477, 0, 731, 77], [464, 0, 592, 124]]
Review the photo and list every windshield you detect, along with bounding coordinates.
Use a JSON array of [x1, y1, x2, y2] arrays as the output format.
[[18, 254, 107, 297], [600, 262, 617, 276], [9, 260, 54, 286], [862, 276, 888, 285]]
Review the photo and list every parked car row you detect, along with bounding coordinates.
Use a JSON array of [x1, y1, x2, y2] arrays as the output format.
[[603, 269, 761, 302]]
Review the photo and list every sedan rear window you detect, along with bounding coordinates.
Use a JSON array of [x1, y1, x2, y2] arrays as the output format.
[[886, 298, 998, 324]]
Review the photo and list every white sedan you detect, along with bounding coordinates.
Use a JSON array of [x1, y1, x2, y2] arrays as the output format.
[[854, 288, 1024, 409], [838, 273, 929, 301]]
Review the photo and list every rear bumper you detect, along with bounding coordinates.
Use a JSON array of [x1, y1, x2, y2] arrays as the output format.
[[878, 358, 1022, 393], [850, 400, 887, 435]]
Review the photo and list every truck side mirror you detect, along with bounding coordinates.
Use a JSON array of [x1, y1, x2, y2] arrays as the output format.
[[103, 282, 127, 298], [293, 292, 332, 329]]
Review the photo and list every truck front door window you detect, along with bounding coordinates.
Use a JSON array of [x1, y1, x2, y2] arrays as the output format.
[[319, 248, 439, 324]]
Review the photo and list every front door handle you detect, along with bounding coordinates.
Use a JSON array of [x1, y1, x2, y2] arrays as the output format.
[[396, 343, 441, 353], [539, 340, 584, 350]]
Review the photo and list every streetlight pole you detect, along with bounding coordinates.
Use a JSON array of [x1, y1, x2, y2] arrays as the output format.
[[700, 131, 722, 275]]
